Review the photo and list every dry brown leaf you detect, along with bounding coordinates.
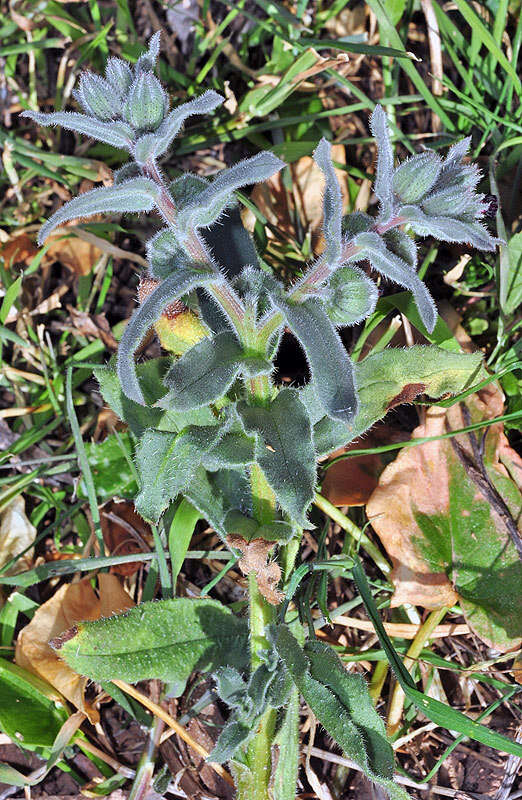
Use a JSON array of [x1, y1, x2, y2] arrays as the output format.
[[367, 384, 522, 650], [367, 406, 458, 609], [45, 230, 104, 276], [242, 147, 349, 252], [0, 495, 36, 575], [15, 574, 134, 722], [227, 535, 284, 605], [66, 307, 118, 349], [0, 233, 38, 267], [321, 432, 389, 507], [101, 499, 153, 576]]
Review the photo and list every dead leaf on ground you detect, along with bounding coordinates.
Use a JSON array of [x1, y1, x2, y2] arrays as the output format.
[[101, 499, 153, 576], [15, 574, 134, 722], [45, 231, 104, 277], [0, 495, 36, 575], [241, 146, 349, 253], [366, 384, 522, 651], [65, 307, 118, 349], [227, 535, 284, 605], [321, 430, 395, 507], [0, 233, 38, 267]]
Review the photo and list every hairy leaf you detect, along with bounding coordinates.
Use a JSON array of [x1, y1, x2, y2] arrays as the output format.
[[369, 106, 395, 220], [95, 366, 163, 437], [183, 467, 251, 539], [162, 330, 243, 410], [314, 138, 343, 267], [271, 293, 358, 424], [22, 110, 135, 150], [135, 424, 224, 523], [133, 90, 223, 162], [274, 627, 409, 800], [37, 178, 159, 245], [224, 510, 294, 543], [203, 431, 256, 471], [177, 152, 285, 233], [51, 598, 248, 696], [238, 388, 315, 527], [303, 346, 483, 457], [400, 205, 499, 251], [349, 231, 437, 332], [117, 269, 215, 405]]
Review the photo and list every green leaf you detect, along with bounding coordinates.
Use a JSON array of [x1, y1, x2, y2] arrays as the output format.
[[273, 627, 409, 800], [95, 366, 163, 437], [37, 178, 159, 245], [349, 231, 437, 332], [306, 346, 482, 457], [117, 269, 215, 405], [224, 510, 294, 544], [0, 659, 68, 752], [203, 431, 256, 471], [22, 110, 135, 150], [52, 598, 248, 696], [162, 331, 243, 410], [183, 467, 251, 540], [313, 138, 343, 268], [271, 294, 358, 424], [135, 425, 224, 523], [81, 433, 137, 501], [177, 153, 285, 233], [367, 392, 522, 651], [238, 388, 315, 527], [504, 232, 522, 316]]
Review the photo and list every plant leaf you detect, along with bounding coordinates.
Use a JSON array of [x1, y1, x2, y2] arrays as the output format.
[[133, 90, 223, 162], [177, 152, 285, 233], [304, 346, 483, 457], [135, 425, 224, 524], [37, 178, 159, 245], [270, 293, 358, 424], [350, 231, 437, 332], [366, 385, 522, 650], [273, 626, 409, 800], [237, 388, 315, 527], [162, 330, 243, 410], [22, 110, 135, 150], [400, 204, 499, 252], [52, 598, 248, 697], [117, 269, 215, 405], [313, 138, 343, 268], [0, 659, 68, 752], [369, 106, 395, 220]]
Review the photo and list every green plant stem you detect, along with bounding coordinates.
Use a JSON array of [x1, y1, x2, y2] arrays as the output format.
[[313, 493, 391, 576], [243, 376, 282, 799]]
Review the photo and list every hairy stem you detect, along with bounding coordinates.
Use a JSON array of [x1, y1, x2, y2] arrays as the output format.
[[257, 214, 406, 338]]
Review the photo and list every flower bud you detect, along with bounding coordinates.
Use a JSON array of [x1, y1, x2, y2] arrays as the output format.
[[105, 58, 133, 98], [392, 151, 442, 204], [123, 73, 168, 132], [326, 266, 378, 326], [138, 277, 209, 356], [76, 73, 120, 120]]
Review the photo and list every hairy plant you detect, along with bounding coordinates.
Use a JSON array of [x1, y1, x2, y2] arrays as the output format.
[[24, 33, 512, 800]]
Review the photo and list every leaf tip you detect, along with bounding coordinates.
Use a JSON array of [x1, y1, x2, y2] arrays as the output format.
[[49, 625, 79, 652]]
